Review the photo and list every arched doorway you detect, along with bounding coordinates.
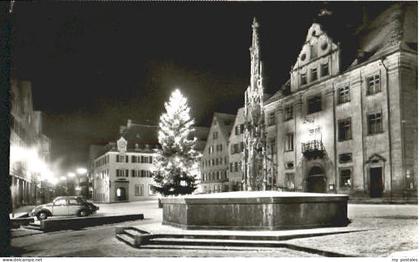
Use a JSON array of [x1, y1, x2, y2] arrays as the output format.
[[116, 187, 127, 201], [307, 166, 326, 193]]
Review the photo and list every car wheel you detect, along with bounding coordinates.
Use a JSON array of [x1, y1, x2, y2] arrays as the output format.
[[37, 211, 48, 220], [79, 210, 89, 217]]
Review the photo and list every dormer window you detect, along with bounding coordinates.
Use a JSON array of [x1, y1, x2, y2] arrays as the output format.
[[311, 68, 318, 82], [301, 73, 307, 85]]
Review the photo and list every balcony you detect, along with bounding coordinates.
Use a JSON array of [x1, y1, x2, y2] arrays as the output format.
[[302, 140, 325, 160]]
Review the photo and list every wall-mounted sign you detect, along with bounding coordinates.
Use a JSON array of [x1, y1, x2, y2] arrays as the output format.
[[117, 137, 127, 154]]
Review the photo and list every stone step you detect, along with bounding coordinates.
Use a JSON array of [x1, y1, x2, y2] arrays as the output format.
[[123, 228, 143, 238], [116, 233, 136, 247], [149, 237, 287, 247], [23, 224, 42, 231]]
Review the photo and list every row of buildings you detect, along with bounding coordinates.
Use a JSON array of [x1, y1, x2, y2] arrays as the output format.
[[10, 79, 55, 208], [90, 3, 417, 202], [200, 3, 417, 201], [89, 120, 209, 202]]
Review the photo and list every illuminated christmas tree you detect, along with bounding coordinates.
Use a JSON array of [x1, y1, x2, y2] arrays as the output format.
[[152, 89, 199, 196]]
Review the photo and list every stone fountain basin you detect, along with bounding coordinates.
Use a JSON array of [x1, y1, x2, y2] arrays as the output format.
[[161, 191, 349, 230]]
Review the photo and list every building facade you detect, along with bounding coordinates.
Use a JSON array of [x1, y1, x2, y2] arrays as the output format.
[[92, 120, 209, 202], [9, 79, 54, 208], [267, 3, 417, 200], [227, 108, 245, 191], [92, 120, 159, 203], [200, 113, 235, 193], [200, 3, 417, 201]]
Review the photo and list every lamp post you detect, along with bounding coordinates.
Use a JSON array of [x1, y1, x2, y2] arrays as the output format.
[[76, 168, 88, 199]]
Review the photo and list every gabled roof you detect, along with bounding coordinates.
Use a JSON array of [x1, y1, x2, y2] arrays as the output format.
[[193, 126, 210, 153], [213, 112, 236, 141], [121, 123, 159, 149], [264, 80, 290, 105], [317, 2, 417, 70]]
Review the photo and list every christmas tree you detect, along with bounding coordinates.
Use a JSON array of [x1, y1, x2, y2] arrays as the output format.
[[152, 89, 200, 196]]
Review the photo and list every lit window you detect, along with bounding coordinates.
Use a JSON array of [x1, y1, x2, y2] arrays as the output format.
[[285, 133, 294, 152], [307, 95, 322, 114], [368, 112, 383, 135], [339, 169, 352, 189], [338, 85, 350, 104], [367, 74, 380, 95], [285, 173, 295, 191], [338, 118, 352, 141]]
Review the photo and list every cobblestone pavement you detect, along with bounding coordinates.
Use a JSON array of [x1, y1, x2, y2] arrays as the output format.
[[285, 204, 418, 257], [10, 201, 418, 257]]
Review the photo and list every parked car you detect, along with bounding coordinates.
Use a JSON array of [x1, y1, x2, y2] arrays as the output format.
[[30, 196, 99, 220]]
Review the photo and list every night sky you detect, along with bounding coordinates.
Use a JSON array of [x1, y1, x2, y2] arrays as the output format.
[[11, 1, 391, 172]]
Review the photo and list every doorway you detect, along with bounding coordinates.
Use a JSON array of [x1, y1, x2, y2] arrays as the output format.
[[116, 187, 127, 201], [369, 167, 383, 198], [307, 166, 326, 193]]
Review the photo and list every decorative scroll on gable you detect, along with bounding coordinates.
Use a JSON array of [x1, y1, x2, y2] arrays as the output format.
[[290, 23, 340, 93]]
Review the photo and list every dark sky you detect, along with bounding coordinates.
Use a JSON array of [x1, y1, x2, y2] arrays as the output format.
[[11, 1, 391, 172]]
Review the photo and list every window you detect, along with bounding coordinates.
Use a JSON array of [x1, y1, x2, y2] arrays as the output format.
[[268, 139, 276, 154], [310, 44, 317, 59], [230, 163, 233, 172], [367, 74, 380, 95], [240, 124, 244, 134], [368, 112, 383, 135], [135, 184, 144, 196], [213, 131, 218, 139], [338, 118, 352, 141], [149, 185, 155, 195], [338, 85, 350, 104], [321, 63, 329, 77], [234, 162, 239, 172], [307, 95, 322, 114], [116, 169, 126, 177], [284, 104, 293, 121], [53, 198, 67, 206], [339, 169, 352, 189], [311, 68, 318, 82], [300, 73, 307, 85], [339, 153, 352, 163], [68, 198, 78, 205], [268, 112, 275, 126], [285, 173, 295, 191], [285, 133, 294, 152], [149, 156, 153, 163]]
